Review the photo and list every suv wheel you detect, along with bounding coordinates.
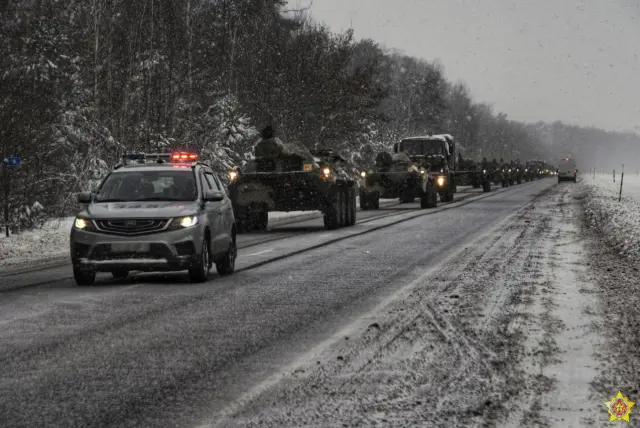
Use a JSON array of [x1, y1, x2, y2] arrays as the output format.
[[74, 267, 96, 286], [216, 237, 237, 276], [189, 237, 210, 283]]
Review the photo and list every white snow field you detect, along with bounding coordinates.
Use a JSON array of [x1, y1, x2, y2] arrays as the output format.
[[582, 171, 640, 261], [0, 196, 399, 270]]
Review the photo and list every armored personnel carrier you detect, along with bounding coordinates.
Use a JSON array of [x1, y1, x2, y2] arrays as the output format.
[[358, 151, 423, 209], [227, 128, 357, 233]]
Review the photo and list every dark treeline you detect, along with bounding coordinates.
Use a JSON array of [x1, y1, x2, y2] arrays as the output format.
[[0, 0, 638, 229]]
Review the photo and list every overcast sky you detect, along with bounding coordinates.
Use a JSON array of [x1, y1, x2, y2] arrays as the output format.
[[288, 0, 639, 133]]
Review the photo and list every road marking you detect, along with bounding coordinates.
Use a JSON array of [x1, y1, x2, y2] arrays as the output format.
[[244, 249, 274, 257]]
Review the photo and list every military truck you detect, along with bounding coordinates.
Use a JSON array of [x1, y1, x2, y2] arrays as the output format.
[[510, 160, 525, 184], [227, 128, 357, 233], [495, 159, 511, 187], [466, 160, 493, 193], [358, 151, 423, 209], [528, 160, 550, 179]]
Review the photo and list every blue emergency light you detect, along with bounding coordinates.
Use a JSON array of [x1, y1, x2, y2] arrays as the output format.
[[5, 156, 21, 166], [125, 153, 146, 160]]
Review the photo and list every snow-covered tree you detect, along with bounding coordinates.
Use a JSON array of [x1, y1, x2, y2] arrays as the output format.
[[198, 95, 259, 174]]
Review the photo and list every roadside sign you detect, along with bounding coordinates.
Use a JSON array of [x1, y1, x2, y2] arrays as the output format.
[[5, 157, 20, 166]]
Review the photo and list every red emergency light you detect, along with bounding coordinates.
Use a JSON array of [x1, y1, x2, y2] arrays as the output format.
[[171, 152, 198, 161]]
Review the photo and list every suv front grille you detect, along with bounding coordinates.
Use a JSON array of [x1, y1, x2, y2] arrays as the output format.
[[94, 219, 169, 235]]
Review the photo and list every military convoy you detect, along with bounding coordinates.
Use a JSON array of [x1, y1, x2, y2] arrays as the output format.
[[227, 127, 357, 233], [226, 127, 558, 233], [360, 134, 493, 210]]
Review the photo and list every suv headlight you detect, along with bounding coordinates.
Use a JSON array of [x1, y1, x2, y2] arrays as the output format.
[[74, 217, 97, 231], [360, 171, 366, 177], [168, 215, 199, 230]]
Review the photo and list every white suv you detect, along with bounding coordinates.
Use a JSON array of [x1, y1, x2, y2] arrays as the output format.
[[557, 158, 577, 183], [70, 152, 237, 285]]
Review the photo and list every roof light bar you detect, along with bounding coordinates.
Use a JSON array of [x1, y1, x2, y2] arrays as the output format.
[[121, 152, 199, 164], [171, 152, 198, 161]]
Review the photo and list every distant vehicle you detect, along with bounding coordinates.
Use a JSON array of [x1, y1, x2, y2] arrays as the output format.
[[358, 151, 425, 208], [227, 129, 357, 232], [70, 152, 237, 285], [557, 157, 578, 182], [360, 134, 492, 210]]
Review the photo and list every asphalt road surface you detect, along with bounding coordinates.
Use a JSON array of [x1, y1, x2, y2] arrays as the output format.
[[0, 178, 556, 427]]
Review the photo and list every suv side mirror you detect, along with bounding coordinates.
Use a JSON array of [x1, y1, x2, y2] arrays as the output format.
[[393, 143, 399, 153], [203, 190, 225, 202], [77, 192, 92, 203]]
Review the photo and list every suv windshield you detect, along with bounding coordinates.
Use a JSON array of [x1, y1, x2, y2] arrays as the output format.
[[399, 140, 444, 156], [95, 169, 197, 202]]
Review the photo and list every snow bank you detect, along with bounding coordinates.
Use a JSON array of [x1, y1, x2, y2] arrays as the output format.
[[582, 172, 640, 260], [0, 217, 74, 268]]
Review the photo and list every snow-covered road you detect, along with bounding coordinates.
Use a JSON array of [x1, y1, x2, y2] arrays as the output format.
[[211, 180, 612, 428], [2, 177, 638, 427]]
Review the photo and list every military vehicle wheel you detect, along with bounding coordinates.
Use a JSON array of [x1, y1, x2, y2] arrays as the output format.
[[347, 186, 357, 226], [440, 190, 453, 203], [254, 210, 268, 231], [359, 191, 371, 211], [420, 185, 438, 208], [74, 268, 95, 286], [364, 191, 380, 209], [339, 187, 348, 227], [400, 189, 414, 203], [372, 192, 380, 209], [324, 187, 342, 230], [482, 181, 491, 193]]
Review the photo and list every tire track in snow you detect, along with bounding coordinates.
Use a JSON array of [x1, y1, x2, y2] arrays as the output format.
[[216, 187, 565, 428]]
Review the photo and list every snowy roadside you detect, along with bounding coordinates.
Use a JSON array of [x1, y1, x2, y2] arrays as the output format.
[[210, 184, 611, 428], [577, 173, 640, 421], [0, 196, 399, 272], [582, 172, 640, 261]]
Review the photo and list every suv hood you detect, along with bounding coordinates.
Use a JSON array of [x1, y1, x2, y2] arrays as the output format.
[[79, 201, 200, 219]]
